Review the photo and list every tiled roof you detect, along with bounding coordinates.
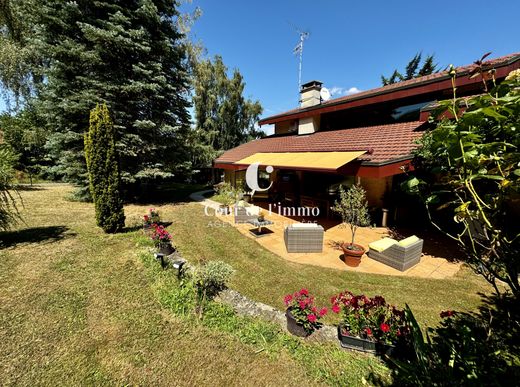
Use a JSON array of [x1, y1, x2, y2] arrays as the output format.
[[259, 52, 520, 124], [215, 121, 426, 166]]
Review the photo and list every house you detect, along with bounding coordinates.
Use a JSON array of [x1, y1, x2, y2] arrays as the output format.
[[214, 53, 520, 225]]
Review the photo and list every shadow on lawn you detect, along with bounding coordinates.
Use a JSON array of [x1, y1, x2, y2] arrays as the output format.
[[0, 226, 74, 248]]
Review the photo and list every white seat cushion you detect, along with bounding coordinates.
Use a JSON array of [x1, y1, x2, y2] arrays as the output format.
[[398, 235, 420, 247]]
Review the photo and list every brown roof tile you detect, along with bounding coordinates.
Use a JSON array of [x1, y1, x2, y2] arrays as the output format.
[[215, 121, 426, 165]]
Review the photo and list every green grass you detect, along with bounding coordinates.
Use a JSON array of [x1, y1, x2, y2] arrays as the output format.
[[167, 203, 492, 328], [0, 183, 494, 386], [0, 184, 337, 386]]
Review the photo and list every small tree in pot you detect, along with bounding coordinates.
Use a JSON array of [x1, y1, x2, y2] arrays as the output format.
[[332, 184, 371, 266]]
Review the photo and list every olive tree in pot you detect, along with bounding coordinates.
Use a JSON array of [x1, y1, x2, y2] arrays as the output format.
[[332, 184, 371, 267]]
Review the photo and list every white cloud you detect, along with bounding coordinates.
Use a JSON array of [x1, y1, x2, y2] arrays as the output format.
[[329, 86, 362, 97]]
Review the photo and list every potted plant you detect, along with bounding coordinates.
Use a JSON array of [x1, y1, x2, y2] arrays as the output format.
[[331, 290, 408, 355], [284, 289, 327, 337], [257, 209, 265, 222], [331, 184, 371, 267], [151, 224, 175, 255], [143, 208, 160, 231]]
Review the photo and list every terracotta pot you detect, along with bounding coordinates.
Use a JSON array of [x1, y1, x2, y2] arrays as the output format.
[[285, 308, 311, 337], [341, 243, 365, 267]]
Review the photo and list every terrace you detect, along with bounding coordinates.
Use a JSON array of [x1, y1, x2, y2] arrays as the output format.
[[200, 195, 462, 279]]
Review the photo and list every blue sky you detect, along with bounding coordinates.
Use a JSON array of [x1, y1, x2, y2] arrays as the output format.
[[182, 0, 519, 133]]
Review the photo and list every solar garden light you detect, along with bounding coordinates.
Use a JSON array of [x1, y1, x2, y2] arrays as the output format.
[[171, 259, 187, 278], [154, 252, 167, 269]]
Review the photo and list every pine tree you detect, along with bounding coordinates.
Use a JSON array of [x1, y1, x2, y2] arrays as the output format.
[[30, 0, 190, 200], [381, 53, 439, 86], [84, 103, 125, 233]]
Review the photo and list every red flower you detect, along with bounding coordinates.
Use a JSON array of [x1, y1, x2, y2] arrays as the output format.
[[380, 323, 390, 333], [319, 307, 328, 317], [144, 215, 149, 221], [308, 314, 317, 323], [365, 328, 372, 336], [332, 304, 340, 314], [299, 301, 306, 309], [283, 294, 293, 305], [440, 310, 455, 318], [299, 288, 309, 296]]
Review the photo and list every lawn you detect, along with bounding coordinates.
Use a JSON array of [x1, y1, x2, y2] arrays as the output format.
[[1, 184, 390, 386], [0, 183, 494, 386]]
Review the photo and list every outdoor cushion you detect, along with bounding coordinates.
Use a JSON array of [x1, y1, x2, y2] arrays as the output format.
[[398, 235, 420, 247], [237, 200, 246, 207], [368, 238, 398, 252], [245, 206, 260, 216]]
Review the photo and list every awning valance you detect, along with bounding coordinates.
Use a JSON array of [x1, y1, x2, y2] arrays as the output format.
[[233, 151, 366, 171]]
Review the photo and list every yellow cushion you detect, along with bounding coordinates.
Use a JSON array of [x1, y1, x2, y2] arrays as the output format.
[[398, 235, 420, 247], [369, 238, 398, 252]]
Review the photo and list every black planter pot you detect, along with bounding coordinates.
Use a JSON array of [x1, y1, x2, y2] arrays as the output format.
[[337, 326, 395, 356], [286, 309, 311, 337], [158, 243, 175, 256]]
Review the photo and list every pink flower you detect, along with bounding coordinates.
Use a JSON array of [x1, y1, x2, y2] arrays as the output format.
[[332, 304, 340, 314], [299, 288, 309, 296], [299, 301, 306, 309], [308, 314, 317, 323], [365, 328, 372, 336], [440, 310, 455, 318], [283, 294, 293, 305], [380, 323, 390, 333], [319, 307, 328, 317]]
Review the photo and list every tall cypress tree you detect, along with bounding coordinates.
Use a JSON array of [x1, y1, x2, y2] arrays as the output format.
[[84, 103, 125, 233], [32, 0, 190, 199]]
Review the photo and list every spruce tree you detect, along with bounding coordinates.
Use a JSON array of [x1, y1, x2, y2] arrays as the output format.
[[84, 103, 125, 233], [30, 0, 190, 199], [381, 53, 439, 86]]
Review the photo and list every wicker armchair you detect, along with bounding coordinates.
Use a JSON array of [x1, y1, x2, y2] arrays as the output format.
[[284, 223, 324, 253], [367, 237, 423, 271]]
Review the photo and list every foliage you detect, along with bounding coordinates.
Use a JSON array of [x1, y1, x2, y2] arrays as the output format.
[[0, 108, 47, 183], [0, 144, 20, 230], [391, 301, 520, 386], [150, 224, 171, 246], [283, 288, 328, 333], [213, 181, 243, 206], [191, 259, 234, 318], [331, 290, 409, 345], [2, 0, 191, 200], [381, 52, 439, 86], [405, 65, 520, 297], [191, 55, 263, 168], [84, 103, 125, 233], [143, 208, 160, 226], [331, 184, 371, 247]]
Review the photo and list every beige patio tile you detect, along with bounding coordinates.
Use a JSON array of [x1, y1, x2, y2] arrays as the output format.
[[215, 205, 462, 279]]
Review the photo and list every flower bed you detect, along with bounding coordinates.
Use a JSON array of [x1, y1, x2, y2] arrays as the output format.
[[284, 289, 327, 337], [331, 290, 409, 355]]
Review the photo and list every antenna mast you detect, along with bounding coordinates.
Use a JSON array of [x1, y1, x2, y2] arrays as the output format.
[[293, 29, 309, 94]]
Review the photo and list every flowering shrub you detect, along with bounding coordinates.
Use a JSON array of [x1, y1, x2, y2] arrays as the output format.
[[151, 224, 171, 246], [331, 290, 408, 345], [143, 208, 160, 225], [284, 289, 327, 333]]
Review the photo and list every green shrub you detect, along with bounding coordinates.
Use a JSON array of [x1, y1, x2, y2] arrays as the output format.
[[84, 103, 125, 233], [192, 260, 234, 317], [0, 145, 20, 230]]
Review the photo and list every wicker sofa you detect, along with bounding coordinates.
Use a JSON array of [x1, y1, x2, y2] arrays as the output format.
[[367, 236, 423, 271], [284, 223, 324, 253], [234, 204, 261, 224]]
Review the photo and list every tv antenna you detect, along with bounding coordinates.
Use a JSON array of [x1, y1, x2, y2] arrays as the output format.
[[291, 25, 310, 94]]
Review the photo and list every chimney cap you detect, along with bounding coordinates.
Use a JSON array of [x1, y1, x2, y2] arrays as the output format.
[[301, 80, 323, 91]]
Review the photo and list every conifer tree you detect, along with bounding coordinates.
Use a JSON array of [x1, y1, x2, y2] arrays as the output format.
[[84, 103, 125, 233], [29, 0, 190, 199], [381, 53, 439, 86]]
